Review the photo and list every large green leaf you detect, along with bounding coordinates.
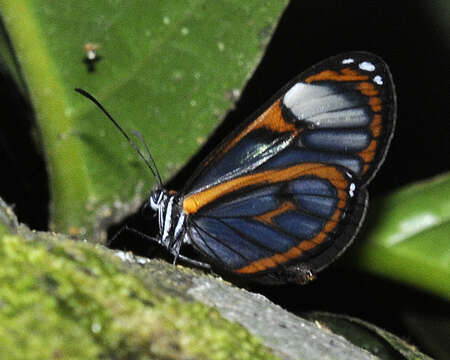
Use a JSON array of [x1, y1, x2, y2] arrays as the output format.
[[346, 173, 450, 299], [0, 1, 288, 235]]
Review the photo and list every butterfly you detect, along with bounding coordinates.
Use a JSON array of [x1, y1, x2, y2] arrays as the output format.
[[76, 51, 396, 285]]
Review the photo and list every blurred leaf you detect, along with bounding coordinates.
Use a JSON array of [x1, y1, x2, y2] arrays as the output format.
[[0, 1, 288, 234], [347, 172, 450, 299], [0, 22, 26, 93], [307, 312, 433, 360]]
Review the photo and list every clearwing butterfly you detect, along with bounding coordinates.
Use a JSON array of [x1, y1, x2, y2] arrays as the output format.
[[76, 51, 396, 285]]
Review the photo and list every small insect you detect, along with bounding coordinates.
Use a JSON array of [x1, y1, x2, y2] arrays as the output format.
[[83, 43, 101, 61], [76, 51, 396, 284], [83, 43, 102, 72]]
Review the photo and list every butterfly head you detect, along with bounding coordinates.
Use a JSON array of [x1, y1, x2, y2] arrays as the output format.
[[148, 188, 166, 211]]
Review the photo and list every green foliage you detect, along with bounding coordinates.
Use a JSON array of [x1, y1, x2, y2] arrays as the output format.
[[347, 173, 450, 300], [0, 1, 288, 233]]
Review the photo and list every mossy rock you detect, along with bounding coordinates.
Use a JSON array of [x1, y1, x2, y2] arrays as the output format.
[[1, 197, 402, 360]]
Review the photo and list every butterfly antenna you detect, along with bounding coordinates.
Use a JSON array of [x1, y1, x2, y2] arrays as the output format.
[[75, 88, 162, 187], [131, 130, 163, 186]]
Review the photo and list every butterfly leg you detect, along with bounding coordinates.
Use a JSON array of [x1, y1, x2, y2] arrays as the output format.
[[116, 226, 211, 270], [107, 225, 137, 247], [117, 225, 162, 246], [107, 225, 162, 259], [176, 254, 212, 270]]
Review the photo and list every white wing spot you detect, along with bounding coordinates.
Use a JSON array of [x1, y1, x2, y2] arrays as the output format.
[[373, 75, 383, 85], [349, 183, 356, 197], [342, 58, 354, 64], [284, 83, 361, 123], [359, 61, 376, 72]]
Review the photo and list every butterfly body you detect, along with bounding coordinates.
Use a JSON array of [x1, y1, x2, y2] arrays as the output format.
[[144, 52, 396, 284]]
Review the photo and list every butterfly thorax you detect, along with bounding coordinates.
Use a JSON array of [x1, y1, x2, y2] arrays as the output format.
[[148, 188, 187, 257]]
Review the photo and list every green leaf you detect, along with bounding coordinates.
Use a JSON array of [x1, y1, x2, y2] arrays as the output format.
[[306, 312, 433, 360], [347, 172, 450, 299], [0, 24, 26, 94], [0, 1, 288, 235]]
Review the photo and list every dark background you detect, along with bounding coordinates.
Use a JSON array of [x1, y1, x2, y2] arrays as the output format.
[[1, 1, 449, 358]]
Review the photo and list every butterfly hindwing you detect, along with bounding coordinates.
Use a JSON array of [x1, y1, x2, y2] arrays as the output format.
[[181, 52, 395, 277], [185, 162, 367, 275]]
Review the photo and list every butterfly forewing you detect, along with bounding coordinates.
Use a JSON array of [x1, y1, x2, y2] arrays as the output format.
[[283, 52, 396, 185], [181, 52, 396, 278]]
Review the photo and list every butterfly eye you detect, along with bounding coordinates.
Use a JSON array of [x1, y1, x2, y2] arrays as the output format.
[[149, 189, 163, 210]]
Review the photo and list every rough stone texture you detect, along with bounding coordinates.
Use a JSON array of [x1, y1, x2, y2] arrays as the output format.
[[0, 197, 378, 359], [188, 279, 376, 360]]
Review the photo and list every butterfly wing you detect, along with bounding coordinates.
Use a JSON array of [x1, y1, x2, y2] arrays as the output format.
[[181, 52, 396, 277], [185, 163, 367, 275]]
